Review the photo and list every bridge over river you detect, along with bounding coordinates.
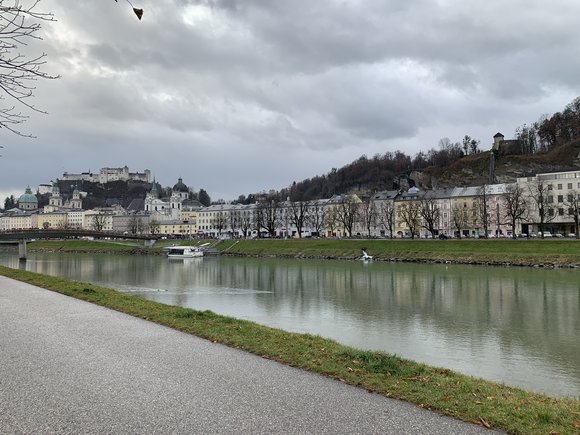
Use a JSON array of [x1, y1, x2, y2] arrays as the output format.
[[0, 229, 158, 259]]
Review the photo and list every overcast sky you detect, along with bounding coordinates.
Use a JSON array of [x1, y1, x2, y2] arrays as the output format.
[[1, 0, 579, 202]]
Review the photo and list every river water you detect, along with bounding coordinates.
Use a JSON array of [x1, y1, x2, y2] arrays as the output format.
[[1, 251, 578, 398]]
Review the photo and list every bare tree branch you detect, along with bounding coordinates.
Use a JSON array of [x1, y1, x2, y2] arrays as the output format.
[[0, 0, 59, 136]]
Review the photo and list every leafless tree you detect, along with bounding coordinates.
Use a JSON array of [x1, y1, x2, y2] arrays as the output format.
[[377, 201, 395, 238], [212, 211, 228, 237], [476, 185, 491, 238], [307, 201, 326, 237], [257, 198, 279, 237], [502, 184, 527, 239], [239, 210, 252, 238], [528, 179, 555, 238], [229, 209, 240, 238], [336, 196, 359, 237], [128, 214, 144, 234], [324, 206, 339, 237], [149, 219, 160, 235], [91, 214, 108, 232], [359, 199, 377, 237], [399, 201, 421, 239], [419, 196, 440, 238], [451, 205, 468, 238], [0, 1, 59, 136], [565, 190, 580, 238], [288, 200, 308, 238]]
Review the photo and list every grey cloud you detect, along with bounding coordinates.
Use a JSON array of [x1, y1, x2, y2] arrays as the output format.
[[1, 0, 579, 201]]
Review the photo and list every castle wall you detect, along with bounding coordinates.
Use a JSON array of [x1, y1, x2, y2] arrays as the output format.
[[62, 167, 151, 184]]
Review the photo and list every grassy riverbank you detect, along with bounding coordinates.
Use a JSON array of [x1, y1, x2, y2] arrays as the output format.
[[24, 238, 580, 267], [216, 238, 580, 267], [25, 239, 164, 254], [1, 265, 578, 434]]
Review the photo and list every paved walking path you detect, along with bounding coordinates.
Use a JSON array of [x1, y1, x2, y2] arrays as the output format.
[[0, 276, 497, 434]]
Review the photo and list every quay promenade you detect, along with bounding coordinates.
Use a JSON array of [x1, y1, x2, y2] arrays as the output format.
[[0, 277, 495, 434]]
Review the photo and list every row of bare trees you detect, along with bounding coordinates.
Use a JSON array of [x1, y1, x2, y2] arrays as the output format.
[[206, 183, 580, 240], [28, 182, 580, 239]]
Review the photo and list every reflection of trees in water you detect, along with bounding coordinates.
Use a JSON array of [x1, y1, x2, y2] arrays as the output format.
[[9, 253, 578, 387], [184, 259, 580, 370]]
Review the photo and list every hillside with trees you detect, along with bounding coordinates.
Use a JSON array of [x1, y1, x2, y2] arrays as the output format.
[[4, 97, 580, 212], [241, 97, 580, 202]]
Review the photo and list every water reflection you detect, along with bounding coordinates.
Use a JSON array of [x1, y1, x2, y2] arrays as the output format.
[[1, 250, 578, 398]]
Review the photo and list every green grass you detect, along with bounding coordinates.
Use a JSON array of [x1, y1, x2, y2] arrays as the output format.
[[27, 239, 219, 255], [28, 239, 155, 253], [215, 238, 580, 267], [1, 265, 578, 434], [25, 238, 580, 267]]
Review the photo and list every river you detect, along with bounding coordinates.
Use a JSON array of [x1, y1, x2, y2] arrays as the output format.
[[1, 251, 578, 398]]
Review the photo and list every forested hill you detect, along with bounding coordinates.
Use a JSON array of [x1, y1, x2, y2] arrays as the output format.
[[285, 152, 411, 201], [279, 138, 580, 202], [269, 97, 580, 202]]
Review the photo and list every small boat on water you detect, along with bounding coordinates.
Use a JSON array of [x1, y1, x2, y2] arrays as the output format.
[[166, 246, 204, 258]]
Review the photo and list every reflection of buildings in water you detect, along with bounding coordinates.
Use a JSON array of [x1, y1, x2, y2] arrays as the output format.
[[1, 252, 578, 396]]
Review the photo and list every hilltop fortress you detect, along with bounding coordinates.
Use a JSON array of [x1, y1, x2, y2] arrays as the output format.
[[62, 166, 151, 184]]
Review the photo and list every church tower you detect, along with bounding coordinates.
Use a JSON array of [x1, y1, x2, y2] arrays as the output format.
[[49, 181, 63, 209], [69, 185, 82, 210]]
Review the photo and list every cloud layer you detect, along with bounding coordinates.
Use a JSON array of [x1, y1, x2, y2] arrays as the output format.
[[1, 0, 579, 201]]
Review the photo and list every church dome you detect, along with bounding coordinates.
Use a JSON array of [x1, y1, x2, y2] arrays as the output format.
[[173, 177, 188, 193], [18, 186, 38, 207]]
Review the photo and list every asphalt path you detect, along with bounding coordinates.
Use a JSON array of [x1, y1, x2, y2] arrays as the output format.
[[0, 276, 497, 434]]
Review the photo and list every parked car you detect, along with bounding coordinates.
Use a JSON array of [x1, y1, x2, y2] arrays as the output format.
[[568, 233, 576, 238], [553, 233, 563, 238], [438, 234, 448, 240], [542, 232, 553, 238]]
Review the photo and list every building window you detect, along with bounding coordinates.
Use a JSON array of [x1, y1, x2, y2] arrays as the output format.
[[558, 184, 563, 190], [559, 208, 564, 216], [568, 183, 573, 189], [547, 195, 553, 203], [548, 184, 553, 190], [558, 195, 563, 203]]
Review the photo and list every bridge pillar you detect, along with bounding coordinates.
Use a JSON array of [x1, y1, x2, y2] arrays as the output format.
[[144, 239, 156, 248], [18, 240, 27, 261]]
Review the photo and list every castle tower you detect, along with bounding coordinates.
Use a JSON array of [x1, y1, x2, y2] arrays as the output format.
[[492, 132, 504, 151]]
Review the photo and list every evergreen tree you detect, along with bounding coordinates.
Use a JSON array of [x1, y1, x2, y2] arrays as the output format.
[[4, 195, 16, 210], [198, 189, 211, 207]]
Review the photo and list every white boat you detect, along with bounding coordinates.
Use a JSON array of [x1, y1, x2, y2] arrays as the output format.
[[166, 246, 204, 258]]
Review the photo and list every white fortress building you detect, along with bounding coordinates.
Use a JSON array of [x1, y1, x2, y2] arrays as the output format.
[[62, 166, 151, 184]]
